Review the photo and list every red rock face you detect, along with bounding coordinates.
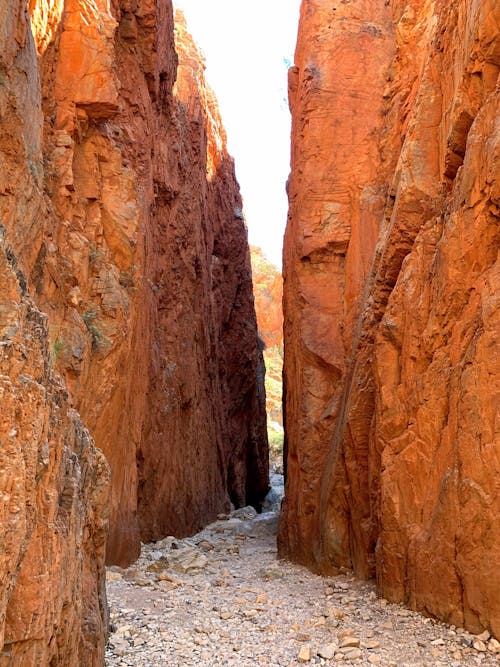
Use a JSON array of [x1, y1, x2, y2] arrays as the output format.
[[1, 0, 267, 658], [250, 246, 284, 351], [2, 0, 267, 584], [137, 14, 269, 541], [0, 238, 109, 666], [1, 6, 109, 663], [250, 246, 284, 427], [26, 0, 266, 565], [281, 0, 499, 638]]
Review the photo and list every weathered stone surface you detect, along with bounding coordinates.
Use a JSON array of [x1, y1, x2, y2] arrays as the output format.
[[137, 12, 269, 542], [280, 0, 499, 638], [2, 0, 267, 568], [0, 5, 110, 663], [0, 227, 110, 665]]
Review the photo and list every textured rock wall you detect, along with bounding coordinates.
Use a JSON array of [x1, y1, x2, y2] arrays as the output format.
[[137, 13, 269, 541], [1, 0, 267, 659], [0, 234, 109, 665], [1, 5, 109, 663], [1, 0, 268, 569], [0, 235, 110, 663], [280, 0, 499, 637]]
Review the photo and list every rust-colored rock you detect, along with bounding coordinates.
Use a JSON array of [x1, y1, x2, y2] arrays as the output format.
[[137, 13, 269, 540], [250, 246, 284, 427], [1, 0, 267, 658], [2, 0, 267, 568], [281, 0, 499, 638], [250, 246, 284, 351], [0, 236, 110, 665], [1, 5, 109, 664]]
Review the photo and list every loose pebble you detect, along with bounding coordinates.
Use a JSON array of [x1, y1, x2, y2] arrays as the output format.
[[105, 473, 499, 667]]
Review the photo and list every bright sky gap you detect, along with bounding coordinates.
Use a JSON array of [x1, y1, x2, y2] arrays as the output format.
[[173, 0, 302, 267]]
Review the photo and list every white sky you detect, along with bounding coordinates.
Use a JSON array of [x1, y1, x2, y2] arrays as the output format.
[[173, 0, 302, 268]]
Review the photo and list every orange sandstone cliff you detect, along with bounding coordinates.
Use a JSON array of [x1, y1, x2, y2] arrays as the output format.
[[250, 246, 284, 429], [1, 0, 267, 660], [280, 0, 499, 639]]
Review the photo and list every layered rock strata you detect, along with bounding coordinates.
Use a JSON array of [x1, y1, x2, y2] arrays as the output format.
[[280, 0, 499, 638]]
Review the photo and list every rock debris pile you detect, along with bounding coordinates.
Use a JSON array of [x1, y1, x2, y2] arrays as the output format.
[[106, 485, 499, 666]]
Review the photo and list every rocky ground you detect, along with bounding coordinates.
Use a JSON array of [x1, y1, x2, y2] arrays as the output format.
[[106, 475, 499, 667]]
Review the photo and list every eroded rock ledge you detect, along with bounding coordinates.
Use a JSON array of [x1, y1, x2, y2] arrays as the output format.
[[280, 0, 499, 638]]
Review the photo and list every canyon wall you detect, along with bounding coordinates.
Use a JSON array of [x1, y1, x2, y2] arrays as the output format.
[[250, 246, 284, 426], [0, 230, 109, 667], [1, 4, 109, 663], [1, 0, 267, 660], [5, 0, 267, 567], [280, 0, 499, 639]]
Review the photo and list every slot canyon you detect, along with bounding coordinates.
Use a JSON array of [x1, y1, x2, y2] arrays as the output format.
[[0, 0, 498, 666]]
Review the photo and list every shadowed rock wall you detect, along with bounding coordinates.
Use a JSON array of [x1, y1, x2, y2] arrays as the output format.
[[280, 0, 499, 638], [1, 0, 267, 661], [4, 0, 268, 567]]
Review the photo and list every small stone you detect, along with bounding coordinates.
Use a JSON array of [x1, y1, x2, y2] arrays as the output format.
[[325, 586, 334, 596], [477, 630, 491, 642], [363, 640, 380, 650], [256, 593, 268, 604], [295, 632, 311, 642], [338, 629, 356, 639], [298, 646, 312, 662], [158, 580, 176, 592], [473, 640, 487, 652], [431, 638, 445, 646], [318, 644, 337, 659], [343, 648, 362, 661], [156, 572, 181, 584], [488, 638, 500, 653], [339, 637, 360, 649], [368, 656, 382, 665]]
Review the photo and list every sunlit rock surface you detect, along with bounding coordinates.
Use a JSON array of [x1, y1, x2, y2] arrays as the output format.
[[29, 0, 268, 565], [280, 0, 499, 638]]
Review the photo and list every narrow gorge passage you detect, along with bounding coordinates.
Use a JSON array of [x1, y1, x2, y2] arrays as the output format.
[[104, 486, 498, 667], [1, 0, 498, 664]]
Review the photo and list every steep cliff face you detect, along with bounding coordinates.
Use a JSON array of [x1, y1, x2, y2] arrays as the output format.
[[0, 235, 109, 666], [281, 0, 499, 638], [137, 13, 269, 540], [1, 0, 268, 570], [1, 6, 109, 664], [250, 246, 283, 425]]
